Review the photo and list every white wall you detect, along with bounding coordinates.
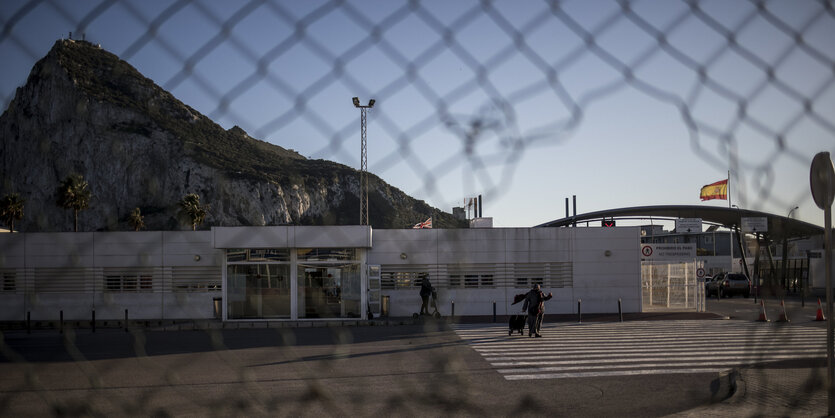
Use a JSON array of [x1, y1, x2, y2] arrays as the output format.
[[0, 226, 643, 321], [212, 225, 372, 249], [368, 227, 641, 317], [0, 231, 220, 321]]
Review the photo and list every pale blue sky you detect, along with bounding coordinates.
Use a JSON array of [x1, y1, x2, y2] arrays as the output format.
[[2, 0, 834, 229]]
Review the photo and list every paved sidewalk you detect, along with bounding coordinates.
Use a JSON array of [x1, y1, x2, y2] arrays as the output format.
[[670, 367, 827, 417]]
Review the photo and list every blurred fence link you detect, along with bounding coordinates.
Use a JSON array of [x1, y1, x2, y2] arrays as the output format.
[[1, 0, 833, 415]]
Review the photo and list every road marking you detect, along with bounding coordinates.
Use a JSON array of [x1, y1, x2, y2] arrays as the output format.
[[452, 320, 825, 380]]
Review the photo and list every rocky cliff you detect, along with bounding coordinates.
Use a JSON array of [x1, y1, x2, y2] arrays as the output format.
[[0, 40, 462, 231]]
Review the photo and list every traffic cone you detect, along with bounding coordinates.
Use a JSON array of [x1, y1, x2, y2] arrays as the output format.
[[757, 299, 769, 322], [816, 298, 826, 321], [776, 299, 790, 323]]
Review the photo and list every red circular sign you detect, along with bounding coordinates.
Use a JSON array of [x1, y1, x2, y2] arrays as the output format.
[[641, 245, 653, 257]]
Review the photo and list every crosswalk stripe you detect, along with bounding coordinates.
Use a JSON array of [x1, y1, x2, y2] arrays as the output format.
[[504, 368, 727, 380], [452, 320, 825, 381]]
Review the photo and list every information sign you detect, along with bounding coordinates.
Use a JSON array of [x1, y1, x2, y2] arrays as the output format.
[[741, 217, 768, 233]]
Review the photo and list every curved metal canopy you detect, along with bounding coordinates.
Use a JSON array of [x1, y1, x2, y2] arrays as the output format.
[[535, 205, 823, 239]]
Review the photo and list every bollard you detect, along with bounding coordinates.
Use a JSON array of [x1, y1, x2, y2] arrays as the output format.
[[27, 311, 30, 334], [60, 310, 64, 334], [451, 300, 455, 317], [578, 299, 582, 323], [92, 310, 96, 333], [492, 301, 496, 323], [125, 309, 129, 332], [618, 298, 623, 322]]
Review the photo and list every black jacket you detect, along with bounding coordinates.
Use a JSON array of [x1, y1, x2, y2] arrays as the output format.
[[522, 289, 552, 315]]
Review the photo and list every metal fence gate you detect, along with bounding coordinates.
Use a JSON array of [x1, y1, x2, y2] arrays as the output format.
[[642, 261, 705, 312]]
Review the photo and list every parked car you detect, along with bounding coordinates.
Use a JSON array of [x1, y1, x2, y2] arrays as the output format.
[[706, 272, 750, 298], [703, 275, 713, 294]]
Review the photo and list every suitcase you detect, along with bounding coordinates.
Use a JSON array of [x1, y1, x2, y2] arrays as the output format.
[[508, 314, 526, 336]]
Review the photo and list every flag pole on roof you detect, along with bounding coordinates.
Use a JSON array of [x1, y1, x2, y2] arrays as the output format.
[[728, 170, 731, 208]]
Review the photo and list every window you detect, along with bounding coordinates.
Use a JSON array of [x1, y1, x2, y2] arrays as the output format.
[[480, 275, 494, 287], [448, 275, 462, 288], [515, 277, 528, 287], [2, 273, 14, 292], [297, 248, 356, 261], [227, 248, 290, 262], [464, 275, 479, 288], [381, 271, 421, 289], [104, 275, 154, 292], [140, 276, 153, 290], [106, 276, 121, 291]]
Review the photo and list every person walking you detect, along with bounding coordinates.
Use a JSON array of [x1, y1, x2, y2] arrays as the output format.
[[522, 284, 552, 337], [419, 275, 433, 315]]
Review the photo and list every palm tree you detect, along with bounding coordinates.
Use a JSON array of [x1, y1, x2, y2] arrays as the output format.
[[0, 193, 25, 232], [128, 207, 145, 231], [178, 193, 208, 231], [56, 174, 92, 232]]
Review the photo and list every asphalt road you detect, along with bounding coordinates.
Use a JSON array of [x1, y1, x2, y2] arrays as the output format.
[[0, 294, 824, 417]]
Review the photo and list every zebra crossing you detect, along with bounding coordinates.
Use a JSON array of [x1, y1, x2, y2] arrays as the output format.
[[451, 320, 825, 381]]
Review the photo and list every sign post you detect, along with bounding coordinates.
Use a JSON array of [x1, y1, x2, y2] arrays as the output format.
[[811, 151, 835, 415]]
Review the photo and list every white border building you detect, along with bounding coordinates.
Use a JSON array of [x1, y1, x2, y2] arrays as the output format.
[[0, 225, 684, 322]]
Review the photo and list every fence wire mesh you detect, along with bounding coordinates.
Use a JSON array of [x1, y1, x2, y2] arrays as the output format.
[[1, 0, 834, 416]]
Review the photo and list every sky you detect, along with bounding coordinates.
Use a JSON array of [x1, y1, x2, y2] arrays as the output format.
[[1, 0, 834, 230]]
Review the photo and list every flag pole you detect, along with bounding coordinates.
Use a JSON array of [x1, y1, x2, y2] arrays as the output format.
[[728, 170, 731, 209]]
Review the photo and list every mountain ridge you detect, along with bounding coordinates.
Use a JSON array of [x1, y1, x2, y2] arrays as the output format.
[[0, 39, 463, 231]]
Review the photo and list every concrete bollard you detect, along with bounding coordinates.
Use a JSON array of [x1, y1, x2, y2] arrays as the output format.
[[451, 300, 455, 317], [618, 298, 623, 322]]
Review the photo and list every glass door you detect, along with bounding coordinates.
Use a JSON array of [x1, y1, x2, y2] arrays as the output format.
[[297, 263, 361, 318], [227, 264, 291, 319]]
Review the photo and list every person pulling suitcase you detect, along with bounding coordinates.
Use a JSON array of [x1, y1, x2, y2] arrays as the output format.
[[522, 284, 552, 337]]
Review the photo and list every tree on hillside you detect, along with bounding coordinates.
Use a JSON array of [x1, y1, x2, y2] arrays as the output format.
[[0, 193, 25, 232], [56, 174, 92, 232], [178, 193, 208, 231], [128, 207, 145, 231]]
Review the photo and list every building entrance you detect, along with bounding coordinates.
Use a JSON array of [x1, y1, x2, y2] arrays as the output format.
[[297, 263, 361, 318], [227, 264, 291, 319]]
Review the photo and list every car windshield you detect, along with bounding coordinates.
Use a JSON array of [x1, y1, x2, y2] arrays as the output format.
[[727, 274, 747, 281]]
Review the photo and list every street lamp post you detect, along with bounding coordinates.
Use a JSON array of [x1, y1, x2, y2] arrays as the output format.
[[352, 97, 375, 226]]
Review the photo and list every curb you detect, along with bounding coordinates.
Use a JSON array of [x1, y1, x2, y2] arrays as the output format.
[[710, 368, 741, 403]]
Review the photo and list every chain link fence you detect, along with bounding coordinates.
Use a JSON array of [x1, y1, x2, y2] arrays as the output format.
[[1, 0, 834, 416]]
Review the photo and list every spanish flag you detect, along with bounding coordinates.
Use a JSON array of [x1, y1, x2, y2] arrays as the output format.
[[700, 179, 728, 201]]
